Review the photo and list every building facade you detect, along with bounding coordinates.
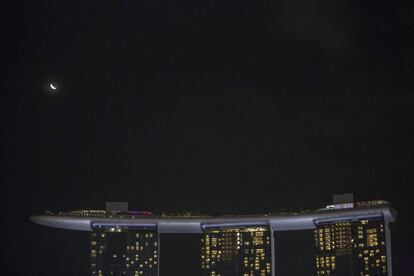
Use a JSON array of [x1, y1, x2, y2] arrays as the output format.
[[201, 226, 272, 276], [315, 216, 389, 276], [90, 228, 158, 276]]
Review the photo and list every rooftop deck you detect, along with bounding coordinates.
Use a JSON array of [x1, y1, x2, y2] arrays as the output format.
[[31, 201, 397, 233]]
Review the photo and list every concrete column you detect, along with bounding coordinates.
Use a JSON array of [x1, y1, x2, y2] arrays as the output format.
[[157, 229, 160, 276], [385, 221, 393, 276], [270, 227, 275, 276]]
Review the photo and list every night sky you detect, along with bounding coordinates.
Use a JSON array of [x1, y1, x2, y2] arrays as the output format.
[[2, 1, 413, 275]]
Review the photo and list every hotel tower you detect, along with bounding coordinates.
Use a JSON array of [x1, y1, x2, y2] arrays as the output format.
[[31, 195, 396, 276]]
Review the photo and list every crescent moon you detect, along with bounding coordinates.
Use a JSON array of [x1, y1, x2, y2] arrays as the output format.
[[50, 83, 57, 90]]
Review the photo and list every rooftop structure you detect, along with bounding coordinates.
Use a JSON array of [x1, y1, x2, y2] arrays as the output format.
[[31, 200, 396, 234]]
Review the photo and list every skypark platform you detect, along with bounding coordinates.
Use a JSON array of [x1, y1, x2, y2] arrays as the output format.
[[31, 201, 396, 233]]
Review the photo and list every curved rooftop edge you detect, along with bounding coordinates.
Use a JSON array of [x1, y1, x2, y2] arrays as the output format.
[[30, 204, 397, 234]]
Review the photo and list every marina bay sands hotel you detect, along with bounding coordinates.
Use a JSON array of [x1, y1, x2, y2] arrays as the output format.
[[31, 195, 397, 276]]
